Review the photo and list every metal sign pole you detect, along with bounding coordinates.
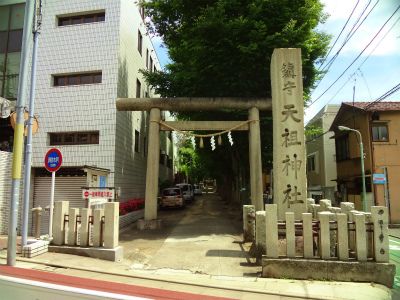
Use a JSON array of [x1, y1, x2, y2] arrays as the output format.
[[49, 171, 56, 239], [7, 0, 35, 267]]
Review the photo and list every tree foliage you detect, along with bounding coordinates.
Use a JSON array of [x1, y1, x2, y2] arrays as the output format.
[[141, 0, 330, 99], [140, 0, 330, 196]]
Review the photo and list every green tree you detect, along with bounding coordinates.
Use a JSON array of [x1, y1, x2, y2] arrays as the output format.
[[141, 0, 330, 201]]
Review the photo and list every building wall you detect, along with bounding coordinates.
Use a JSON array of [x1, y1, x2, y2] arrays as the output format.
[[306, 105, 339, 201], [336, 113, 373, 185], [307, 118, 323, 188], [372, 111, 400, 223], [321, 106, 339, 199], [32, 0, 120, 185], [114, 0, 166, 200]]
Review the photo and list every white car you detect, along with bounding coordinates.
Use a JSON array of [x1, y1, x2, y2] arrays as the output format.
[[175, 183, 194, 202], [193, 184, 202, 195]]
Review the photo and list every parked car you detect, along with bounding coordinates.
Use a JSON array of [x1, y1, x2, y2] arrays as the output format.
[[175, 183, 194, 202], [160, 187, 185, 208], [193, 184, 202, 195]]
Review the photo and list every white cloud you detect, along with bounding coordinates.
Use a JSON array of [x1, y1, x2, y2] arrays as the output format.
[[320, 0, 400, 57]]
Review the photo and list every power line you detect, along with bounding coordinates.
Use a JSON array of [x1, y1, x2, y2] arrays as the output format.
[[306, 81, 400, 143], [364, 82, 400, 110], [308, 14, 400, 110], [318, 0, 361, 70], [309, 3, 400, 107], [314, 0, 380, 91], [357, 14, 400, 69], [320, 0, 375, 73]]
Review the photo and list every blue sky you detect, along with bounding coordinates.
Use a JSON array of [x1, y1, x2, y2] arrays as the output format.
[[306, 0, 400, 122], [151, 1, 400, 123]]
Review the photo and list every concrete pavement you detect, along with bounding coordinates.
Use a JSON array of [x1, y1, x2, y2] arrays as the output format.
[[0, 194, 394, 299]]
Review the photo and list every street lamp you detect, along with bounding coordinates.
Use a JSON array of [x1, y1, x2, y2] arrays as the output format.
[[338, 126, 367, 211]]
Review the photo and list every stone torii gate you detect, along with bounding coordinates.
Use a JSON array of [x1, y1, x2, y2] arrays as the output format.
[[116, 48, 307, 226], [116, 97, 269, 223]]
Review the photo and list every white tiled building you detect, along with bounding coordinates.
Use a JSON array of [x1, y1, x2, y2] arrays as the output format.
[[17, 0, 174, 233]]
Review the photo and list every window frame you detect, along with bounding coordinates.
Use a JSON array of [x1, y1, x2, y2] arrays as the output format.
[[134, 130, 140, 153], [335, 135, 350, 161], [57, 11, 106, 27], [49, 131, 100, 146], [307, 155, 315, 172], [136, 79, 141, 98], [371, 123, 389, 142], [53, 72, 102, 87], [137, 30, 143, 55]]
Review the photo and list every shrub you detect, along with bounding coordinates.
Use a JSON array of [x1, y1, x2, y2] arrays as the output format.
[[119, 198, 145, 216]]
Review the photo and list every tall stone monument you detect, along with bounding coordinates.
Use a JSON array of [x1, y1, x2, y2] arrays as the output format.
[[271, 48, 307, 220]]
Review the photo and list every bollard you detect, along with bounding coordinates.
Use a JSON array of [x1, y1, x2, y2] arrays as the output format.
[[31, 207, 42, 239]]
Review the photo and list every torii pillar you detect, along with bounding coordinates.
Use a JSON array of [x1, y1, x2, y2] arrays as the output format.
[[144, 108, 161, 221], [249, 107, 264, 211]]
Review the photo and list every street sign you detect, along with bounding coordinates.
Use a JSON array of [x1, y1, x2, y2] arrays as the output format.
[[44, 148, 63, 172], [82, 188, 115, 200], [373, 173, 386, 185]]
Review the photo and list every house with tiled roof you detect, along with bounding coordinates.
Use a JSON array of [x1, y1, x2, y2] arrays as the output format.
[[330, 101, 400, 224]]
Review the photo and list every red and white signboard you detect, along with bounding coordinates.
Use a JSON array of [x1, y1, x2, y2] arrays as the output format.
[[82, 188, 115, 200]]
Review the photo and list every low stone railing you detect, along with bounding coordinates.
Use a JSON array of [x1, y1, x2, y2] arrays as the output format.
[[52, 201, 119, 249], [246, 200, 389, 262], [244, 200, 394, 286], [263, 202, 388, 262]]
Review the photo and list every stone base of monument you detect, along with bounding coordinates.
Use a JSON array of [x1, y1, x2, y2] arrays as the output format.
[[22, 240, 49, 258], [137, 219, 162, 230], [262, 257, 395, 288], [48, 245, 123, 262]]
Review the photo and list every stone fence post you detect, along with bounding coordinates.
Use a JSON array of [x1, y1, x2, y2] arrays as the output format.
[[243, 205, 255, 242], [371, 206, 389, 262], [104, 202, 119, 249], [52, 201, 69, 246]]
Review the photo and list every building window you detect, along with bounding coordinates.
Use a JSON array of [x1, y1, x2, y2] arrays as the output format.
[[58, 11, 105, 27], [137, 30, 143, 55], [54, 72, 102, 86], [49, 131, 99, 145], [139, 6, 145, 20], [136, 79, 141, 98], [134, 130, 140, 152], [149, 57, 153, 72], [167, 157, 173, 169], [307, 155, 315, 172], [336, 135, 349, 161], [0, 3, 25, 100], [146, 49, 149, 68], [372, 123, 388, 142], [160, 151, 166, 165]]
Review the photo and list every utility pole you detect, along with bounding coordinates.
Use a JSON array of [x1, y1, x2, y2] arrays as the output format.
[[22, 0, 42, 247], [338, 126, 367, 212], [7, 0, 35, 266]]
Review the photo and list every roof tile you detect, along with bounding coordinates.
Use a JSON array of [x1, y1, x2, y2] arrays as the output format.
[[343, 101, 400, 111]]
